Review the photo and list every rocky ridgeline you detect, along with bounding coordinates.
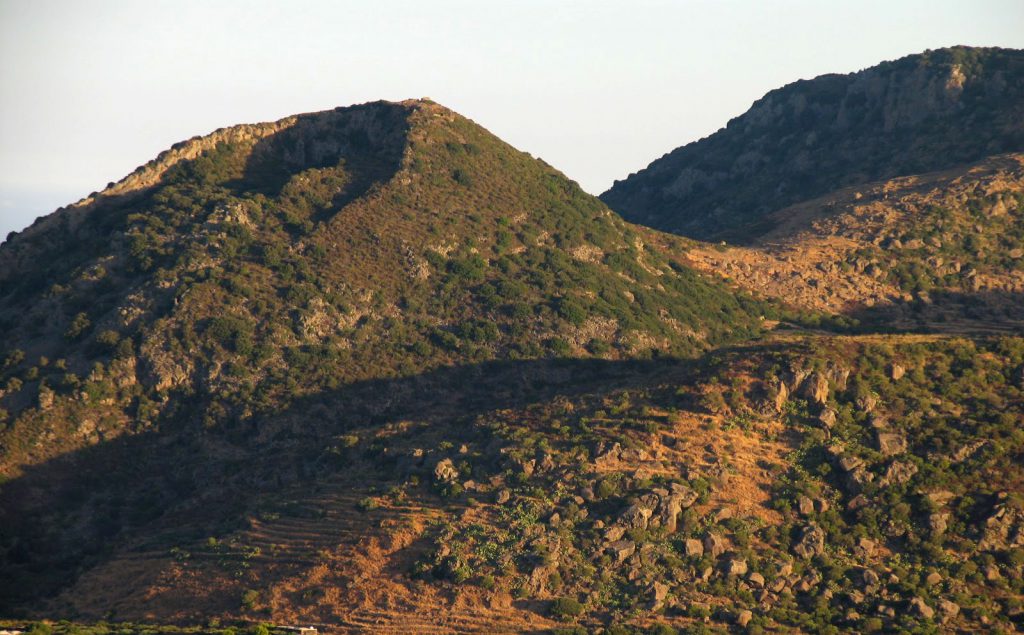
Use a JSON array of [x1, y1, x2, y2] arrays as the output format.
[[603, 46, 1024, 242]]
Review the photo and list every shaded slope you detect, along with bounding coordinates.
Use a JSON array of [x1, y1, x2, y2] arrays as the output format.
[[602, 46, 1024, 242]]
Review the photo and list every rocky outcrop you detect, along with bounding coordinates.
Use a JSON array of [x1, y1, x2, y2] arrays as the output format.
[[876, 430, 907, 456], [608, 540, 636, 563], [800, 372, 830, 407], [980, 502, 1024, 550], [614, 485, 696, 533], [793, 524, 826, 559], [433, 458, 459, 483], [684, 538, 704, 557], [878, 460, 917, 487]]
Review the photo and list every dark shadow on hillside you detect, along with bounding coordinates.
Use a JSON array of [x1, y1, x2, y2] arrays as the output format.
[[0, 355, 713, 618], [844, 288, 1024, 335], [236, 102, 410, 219]]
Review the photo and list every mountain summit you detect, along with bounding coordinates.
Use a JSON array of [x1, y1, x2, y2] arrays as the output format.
[[0, 98, 769, 418], [0, 99, 772, 615], [601, 46, 1024, 241]]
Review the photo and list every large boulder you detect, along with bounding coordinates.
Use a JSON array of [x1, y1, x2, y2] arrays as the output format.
[[798, 495, 815, 516], [800, 372, 830, 406], [433, 458, 459, 483], [736, 610, 753, 627], [593, 441, 622, 467], [618, 502, 655, 529], [724, 557, 748, 576], [876, 430, 907, 456], [684, 538, 704, 557], [793, 524, 826, 559], [842, 467, 874, 495], [607, 540, 636, 563], [856, 392, 879, 413], [825, 362, 850, 390], [649, 581, 670, 609], [603, 526, 626, 543], [783, 367, 811, 393], [878, 460, 917, 487], [659, 495, 684, 533], [704, 532, 728, 558], [837, 454, 865, 473], [926, 513, 949, 538], [909, 597, 935, 620], [936, 598, 960, 623], [861, 568, 880, 587], [767, 377, 788, 412], [670, 482, 700, 507]]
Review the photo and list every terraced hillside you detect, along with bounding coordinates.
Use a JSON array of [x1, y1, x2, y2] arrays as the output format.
[[13, 336, 1024, 633]]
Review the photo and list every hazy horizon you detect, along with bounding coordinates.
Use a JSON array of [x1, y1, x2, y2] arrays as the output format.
[[2, 0, 1024, 239]]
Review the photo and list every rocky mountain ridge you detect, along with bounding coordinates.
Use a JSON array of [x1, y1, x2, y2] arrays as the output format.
[[601, 46, 1024, 242]]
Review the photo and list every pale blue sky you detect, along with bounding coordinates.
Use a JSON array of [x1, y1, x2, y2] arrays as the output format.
[[2, 0, 1023, 238]]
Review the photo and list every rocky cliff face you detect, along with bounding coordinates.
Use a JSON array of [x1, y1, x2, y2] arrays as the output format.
[[601, 46, 1024, 242]]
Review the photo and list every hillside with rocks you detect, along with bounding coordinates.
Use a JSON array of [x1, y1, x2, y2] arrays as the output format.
[[601, 47, 1024, 243], [681, 153, 1024, 332], [0, 99, 780, 628], [0, 99, 774, 476], [1, 48, 1024, 635]]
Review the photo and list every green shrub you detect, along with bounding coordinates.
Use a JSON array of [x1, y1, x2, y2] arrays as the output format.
[[241, 588, 259, 610], [357, 497, 380, 511], [549, 596, 584, 620], [65, 312, 91, 340]]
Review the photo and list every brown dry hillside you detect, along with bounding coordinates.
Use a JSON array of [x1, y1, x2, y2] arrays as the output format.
[[682, 153, 1024, 332], [19, 336, 1024, 634]]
